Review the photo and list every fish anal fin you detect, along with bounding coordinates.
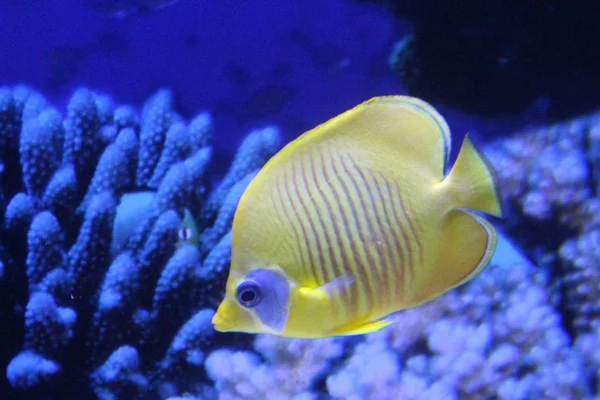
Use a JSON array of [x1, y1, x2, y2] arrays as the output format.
[[413, 209, 497, 305], [331, 318, 394, 336]]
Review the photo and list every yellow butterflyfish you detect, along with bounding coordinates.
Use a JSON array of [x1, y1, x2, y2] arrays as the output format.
[[212, 95, 504, 339]]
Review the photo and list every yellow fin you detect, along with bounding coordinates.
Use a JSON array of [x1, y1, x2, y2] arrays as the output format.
[[246, 95, 451, 186], [443, 134, 504, 217], [297, 273, 355, 302], [318, 273, 355, 299], [331, 318, 394, 336], [296, 286, 329, 303], [411, 209, 497, 306]]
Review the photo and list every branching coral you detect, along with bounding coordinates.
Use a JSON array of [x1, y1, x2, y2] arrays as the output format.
[[484, 113, 600, 338], [559, 229, 600, 334], [484, 117, 597, 225], [0, 85, 281, 399], [206, 335, 344, 400]]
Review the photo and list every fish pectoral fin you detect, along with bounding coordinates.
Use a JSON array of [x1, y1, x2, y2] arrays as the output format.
[[297, 286, 329, 303], [318, 273, 355, 299], [297, 273, 354, 303], [414, 208, 497, 305], [331, 318, 394, 336]]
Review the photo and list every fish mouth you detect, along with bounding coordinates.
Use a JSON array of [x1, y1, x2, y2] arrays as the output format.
[[211, 312, 232, 331]]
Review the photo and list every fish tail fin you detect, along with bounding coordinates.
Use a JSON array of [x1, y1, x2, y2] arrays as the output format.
[[410, 209, 497, 306], [442, 134, 504, 217]]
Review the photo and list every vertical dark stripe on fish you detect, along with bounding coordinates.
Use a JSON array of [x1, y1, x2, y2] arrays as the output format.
[[391, 180, 424, 271], [372, 172, 411, 298], [310, 151, 352, 316], [381, 177, 417, 286], [342, 153, 394, 312], [303, 154, 349, 318], [352, 170, 400, 311], [328, 152, 375, 317], [337, 153, 382, 311], [319, 152, 366, 318], [402, 190, 425, 266], [279, 162, 320, 283], [303, 154, 339, 285], [293, 157, 329, 286], [270, 184, 303, 268]]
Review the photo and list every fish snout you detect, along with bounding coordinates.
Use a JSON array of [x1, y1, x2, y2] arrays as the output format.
[[212, 310, 230, 332]]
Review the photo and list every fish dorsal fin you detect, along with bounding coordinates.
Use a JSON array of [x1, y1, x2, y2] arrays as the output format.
[[409, 208, 497, 307], [255, 96, 451, 181]]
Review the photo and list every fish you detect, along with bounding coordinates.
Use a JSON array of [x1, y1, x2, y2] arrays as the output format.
[[212, 95, 504, 339], [177, 208, 200, 248]]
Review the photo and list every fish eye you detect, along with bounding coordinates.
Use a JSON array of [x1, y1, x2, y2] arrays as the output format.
[[236, 280, 262, 308]]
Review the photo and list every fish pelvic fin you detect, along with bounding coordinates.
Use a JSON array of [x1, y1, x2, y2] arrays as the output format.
[[330, 318, 394, 336], [411, 209, 497, 306], [442, 133, 504, 217]]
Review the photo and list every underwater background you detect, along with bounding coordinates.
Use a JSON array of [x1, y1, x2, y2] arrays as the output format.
[[0, 0, 598, 399]]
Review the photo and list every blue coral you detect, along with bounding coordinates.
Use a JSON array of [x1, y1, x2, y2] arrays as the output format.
[[62, 88, 104, 189], [484, 114, 600, 338], [136, 89, 178, 187], [19, 108, 62, 198], [200, 126, 279, 226], [78, 130, 136, 213], [26, 211, 64, 294], [0, 85, 281, 399]]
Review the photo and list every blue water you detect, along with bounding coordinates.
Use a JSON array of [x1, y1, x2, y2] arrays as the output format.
[[0, 0, 559, 168]]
